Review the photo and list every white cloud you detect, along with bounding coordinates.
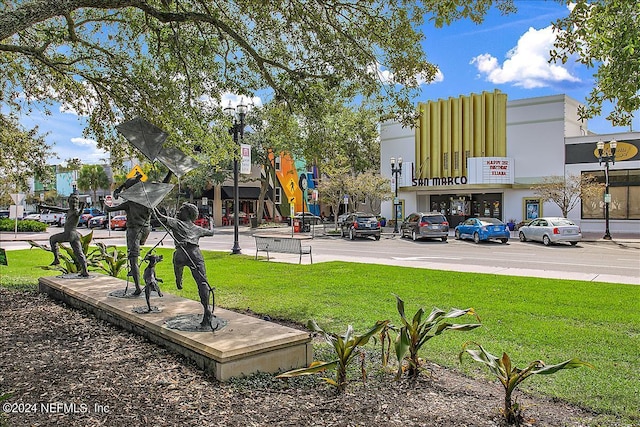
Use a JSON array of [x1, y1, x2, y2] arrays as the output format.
[[70, 137, 96, 146], [56, 137, 109, 164], [368, 62, 444, 86], [470, 26, 580, 89], [422, 69, 444, 85]]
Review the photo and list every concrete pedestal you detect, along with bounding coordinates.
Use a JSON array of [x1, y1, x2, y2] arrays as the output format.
[[39, 275, 312, 381]]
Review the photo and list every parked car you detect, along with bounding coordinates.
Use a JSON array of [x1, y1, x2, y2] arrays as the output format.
[[340, 213, 381, 240], [454, 217, 509, 244], [401, 212, 449, 242], [294, 212, 322, 225], [22, 213, 41, 221], [39, 210, 65, 225], [88, 215, 108, 229], [78, 208, 104, 227], [0, 210, 9, 218], [110, 215, 127, 230], [518, 217, 582, 246]]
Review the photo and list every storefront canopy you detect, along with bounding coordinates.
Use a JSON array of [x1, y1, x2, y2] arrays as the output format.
[[221, 186, 261, 200]]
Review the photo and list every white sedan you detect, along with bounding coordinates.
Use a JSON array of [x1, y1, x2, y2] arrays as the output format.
[[518, 217, 582, 246]]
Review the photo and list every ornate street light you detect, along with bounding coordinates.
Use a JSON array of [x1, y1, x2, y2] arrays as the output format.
[[596, 139, 617, 240], [390, 156, 403, 233], [224, 98, 248, 254]]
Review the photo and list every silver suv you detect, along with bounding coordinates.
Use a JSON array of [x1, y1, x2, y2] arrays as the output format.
[[400, 212, 449, 242]]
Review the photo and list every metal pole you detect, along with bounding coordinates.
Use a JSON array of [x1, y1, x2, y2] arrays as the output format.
[[603, 163, 611, 240], [232, 122, 241, 254], [393, 172, 399, 233]]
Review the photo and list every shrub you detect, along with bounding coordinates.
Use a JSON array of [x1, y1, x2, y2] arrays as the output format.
[[0, 218, 47, 232], [277, 319, 389, 392], [393, 294, 481, 379], [459, 342, 593, 424]]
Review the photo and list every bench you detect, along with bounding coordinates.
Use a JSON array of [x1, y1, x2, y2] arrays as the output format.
[[254, 235, 312, 264]]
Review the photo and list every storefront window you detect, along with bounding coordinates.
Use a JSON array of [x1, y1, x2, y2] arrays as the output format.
[[581, 169, 640, 220], [629, 186, 640, 219], [581, 187, 604, 219], [610, 187, 628, 219]]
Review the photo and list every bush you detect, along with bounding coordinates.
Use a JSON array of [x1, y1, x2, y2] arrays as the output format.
[[0, 218, 47, 232]]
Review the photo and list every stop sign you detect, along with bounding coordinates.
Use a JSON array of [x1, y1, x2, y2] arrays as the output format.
[[105, 195, 113, 207]]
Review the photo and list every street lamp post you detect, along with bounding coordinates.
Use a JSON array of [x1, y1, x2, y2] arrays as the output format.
[[224, 99, 248, 254], [596, 139, 617, 240], [390, 157, 403, 233]]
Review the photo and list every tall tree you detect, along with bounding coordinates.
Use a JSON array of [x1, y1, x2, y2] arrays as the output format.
[[551, 0, 640, 127], [531, 174, 603, 218], [0, 115, 54, 198], [77, 164, 111, 206], [244, 102, 303, 222], [1, 0, 514, 167]]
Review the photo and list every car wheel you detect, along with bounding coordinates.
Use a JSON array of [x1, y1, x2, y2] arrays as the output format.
[[570, 241, 578, 246], [441, 236, 447, 242], [500, 238, 508, 244], [411, 230, 418, 241], [543, 235, 551, 246], [375, 234, 380, 241], [519, 231, 527, 242], [349, 228, 355, 240], [454, 229, 460, 240], [473, 232, 480, 244]]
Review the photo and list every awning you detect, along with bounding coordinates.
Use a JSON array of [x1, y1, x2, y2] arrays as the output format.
[[221, 186, 261, 200]]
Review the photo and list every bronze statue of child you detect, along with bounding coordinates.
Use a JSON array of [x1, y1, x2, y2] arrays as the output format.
[[104, 174, 152, 295], [154, 203, 214, 328], [39, 192, 89, 277]]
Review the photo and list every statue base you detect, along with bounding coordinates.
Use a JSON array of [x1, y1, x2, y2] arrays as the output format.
[[38, 274, 312, 381], [164, 314, 227, 332]]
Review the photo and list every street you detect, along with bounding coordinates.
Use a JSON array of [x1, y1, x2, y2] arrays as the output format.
[[1, 225, 638, 285]]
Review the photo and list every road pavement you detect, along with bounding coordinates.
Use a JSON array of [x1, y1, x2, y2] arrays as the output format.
[[1, 224, 638, 285]]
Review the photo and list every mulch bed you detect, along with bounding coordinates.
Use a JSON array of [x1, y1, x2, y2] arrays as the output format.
[[0, 288, 617, 426]]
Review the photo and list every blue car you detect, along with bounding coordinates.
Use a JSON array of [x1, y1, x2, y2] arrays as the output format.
[[454, 217, 510, 244]]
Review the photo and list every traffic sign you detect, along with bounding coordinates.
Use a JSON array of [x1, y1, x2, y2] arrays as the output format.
[[105, 195, 113, 207], [127, 164, 148, 182]]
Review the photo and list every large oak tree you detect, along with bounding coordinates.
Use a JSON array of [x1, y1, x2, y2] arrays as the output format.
[[1, 0, 514, 168], [551, 0, 640, 127]]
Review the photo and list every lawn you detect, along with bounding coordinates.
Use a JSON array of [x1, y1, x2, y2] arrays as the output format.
[[1, 247, 638, 422]]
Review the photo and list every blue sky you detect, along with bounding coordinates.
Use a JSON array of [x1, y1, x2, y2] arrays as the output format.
[[18, 2, 640, 165]]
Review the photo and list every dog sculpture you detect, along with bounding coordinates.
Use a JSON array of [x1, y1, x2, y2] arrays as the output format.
[[143, 253, 164, 312]]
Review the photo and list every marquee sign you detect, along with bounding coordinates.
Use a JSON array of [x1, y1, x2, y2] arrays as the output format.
[[467, 157, 514, 184]]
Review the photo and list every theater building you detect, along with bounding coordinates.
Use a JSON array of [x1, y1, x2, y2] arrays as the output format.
[[380, 91, 640, 235]]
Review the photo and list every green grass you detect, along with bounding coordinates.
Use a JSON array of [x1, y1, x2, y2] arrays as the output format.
[[1, 247, 638, 422]]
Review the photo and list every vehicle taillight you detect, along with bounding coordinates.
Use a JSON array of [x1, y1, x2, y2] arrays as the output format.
[[443, 221, 449, 226], [419, 221, 430, 227], [553, 227, 560, 234]]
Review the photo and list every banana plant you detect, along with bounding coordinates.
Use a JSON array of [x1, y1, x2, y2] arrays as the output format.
[[459, 342, 593, 424], [277, 319, 389, 392], [88, 242, 128, 277], [28, 231, 94, 274], [394, 294, 481, 379]]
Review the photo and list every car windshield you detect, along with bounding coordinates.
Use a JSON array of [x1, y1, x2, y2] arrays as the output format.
[[423, 215, 445, 223], [479, 218, 503, 225], [549, 218, 575, 226], [356, 215, 376, 220]]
